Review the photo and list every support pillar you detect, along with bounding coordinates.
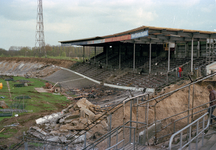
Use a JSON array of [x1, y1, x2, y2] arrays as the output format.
[[83, 46, 85, 62], [174, 42, 177, 58], [149, 43, 152, 74], [133, 42, 136, 71], [168, 44, 170, 72], [191, 38, 194, 73], [197, 41, 200, 58], [94, 46, 96, 63], [119, 44, 121, 69], [106, 46, 108, 67], [185, 42, 188, 58]]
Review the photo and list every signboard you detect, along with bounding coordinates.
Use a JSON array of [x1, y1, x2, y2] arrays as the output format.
[[65, 30, 148, 45], [131, 30, 148, 39]]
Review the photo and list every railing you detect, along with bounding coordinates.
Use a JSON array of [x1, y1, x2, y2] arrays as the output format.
[[169, 112, 210, 150]]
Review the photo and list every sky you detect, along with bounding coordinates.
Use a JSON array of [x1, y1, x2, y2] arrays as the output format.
[[0, 0, 216, 50]]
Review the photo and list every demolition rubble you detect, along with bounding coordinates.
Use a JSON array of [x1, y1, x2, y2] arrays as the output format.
[[28, 98, 108, 144]]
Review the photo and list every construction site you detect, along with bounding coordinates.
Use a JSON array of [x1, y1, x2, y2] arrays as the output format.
[[0, 25, 216, 150]]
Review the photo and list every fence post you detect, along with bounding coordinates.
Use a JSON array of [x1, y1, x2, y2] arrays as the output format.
[[84, 132, 87, 149], [24, 142, 28, 150], [187, 85, 191, 139], [130, 100, 133, 143], [107, 113, 112, 148]]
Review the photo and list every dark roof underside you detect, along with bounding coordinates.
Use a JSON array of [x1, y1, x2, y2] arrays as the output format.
[[59, 26, 216, 46]]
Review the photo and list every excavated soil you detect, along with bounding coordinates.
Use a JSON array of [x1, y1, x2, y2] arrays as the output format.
[[0, 58, 216, 149], [0, 57, 75, 68]]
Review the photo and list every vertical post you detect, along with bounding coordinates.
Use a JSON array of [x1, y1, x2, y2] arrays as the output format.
[[108, 113, 112, 148], [146, 101, 149, 145], [187, 85, 190, 139], [197, 41, 200, 58], [84, 132, 87, 149], [129, 100, 133, 143], [83, 46, 85, 62], [136, 98, 139, 149], [191, 38, 194, 73], [174, 42, 177, 58], [119, 44, 121, 69], [116, 130, 118, 149], [133, 42, 136, 72], [185, 42, 187, 58], [94, 46, 96, 64], [149, 43, 152, 74], [191, 84, 195, 122], [106, 46, 108, 67], [168, 43, 170, 72], [24, 142, 28, 150]]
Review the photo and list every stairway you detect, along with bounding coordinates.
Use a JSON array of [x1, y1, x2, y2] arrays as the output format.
[[182, 129, 216, 150]]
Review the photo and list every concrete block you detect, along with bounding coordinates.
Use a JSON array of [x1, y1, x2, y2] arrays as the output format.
[[138, 121, 162, 145]]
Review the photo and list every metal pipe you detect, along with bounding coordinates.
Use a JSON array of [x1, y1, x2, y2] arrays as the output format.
[[119, 44, 121, 69], [191, 84, 195, 122], [168, 44, 170, 72], [187, 85, 190, 139], [108, 113, 112, 148], [146, 102, 149, 145], [136, 98, 139, 150], [154, 104, 157, 144], [191, 38, 194, 73], [129, 100, 133, 143], [133, 128, 136, 150]]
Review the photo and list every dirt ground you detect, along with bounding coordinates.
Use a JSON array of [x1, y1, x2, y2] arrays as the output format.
[[0, 57, 76, 68], [0, 58, 215, 149]]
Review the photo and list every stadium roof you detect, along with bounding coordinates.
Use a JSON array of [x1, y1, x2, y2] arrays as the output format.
[[59, 26, 216, 46]]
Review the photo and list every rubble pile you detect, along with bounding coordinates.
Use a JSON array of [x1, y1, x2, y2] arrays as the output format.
[[28, 98, 108, 143], [67, 85, 123, 102]]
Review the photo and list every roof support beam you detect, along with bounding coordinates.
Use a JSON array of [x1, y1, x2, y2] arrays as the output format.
[[133, 42, 136, 72], [149, 42, 152, 74]]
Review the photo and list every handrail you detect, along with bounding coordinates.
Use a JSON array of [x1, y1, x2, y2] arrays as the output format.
[[168, 112, 210, 150]]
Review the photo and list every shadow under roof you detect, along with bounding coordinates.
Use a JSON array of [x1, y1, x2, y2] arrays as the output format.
[[59, 26, 216, 46]]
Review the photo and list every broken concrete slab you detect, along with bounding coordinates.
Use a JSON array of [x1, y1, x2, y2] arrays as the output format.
[[36, 112, 63, 124], [139, 121, 162, 145]]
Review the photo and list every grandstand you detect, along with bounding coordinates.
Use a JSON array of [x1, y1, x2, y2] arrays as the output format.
[[60, 26, 216, 91]]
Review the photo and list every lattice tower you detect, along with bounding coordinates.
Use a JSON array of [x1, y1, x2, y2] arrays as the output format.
[[35, 0, 45, 55]]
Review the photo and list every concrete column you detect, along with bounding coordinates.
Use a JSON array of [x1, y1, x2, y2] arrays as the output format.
[[83, 46, 85, 62], [197, 41, 200, 58], [133, 42, 136, 71], [119, 44, 121, 69], [94, 46, 96, 63], [174, 42, 177, 58], [168, 44, 170, 72], [106, 46, 108, 67], [185, 42, 188, 58], [191, 38, 194, 73], [149, 43, 152, 74]]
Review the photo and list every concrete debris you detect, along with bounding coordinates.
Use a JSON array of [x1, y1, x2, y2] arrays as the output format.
[[0, 101, 8, 109], [29, 98, 107, 144], [36, 112, 63, 124]]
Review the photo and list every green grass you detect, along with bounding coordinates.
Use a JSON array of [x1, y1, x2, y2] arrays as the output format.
[[0, 76, 71, 140]]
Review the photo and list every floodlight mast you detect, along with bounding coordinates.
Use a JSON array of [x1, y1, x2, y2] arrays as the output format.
[[35, 0, 46, 57]]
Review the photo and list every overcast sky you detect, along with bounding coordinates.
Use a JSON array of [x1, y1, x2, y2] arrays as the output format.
[[0, 0, 216, 50]]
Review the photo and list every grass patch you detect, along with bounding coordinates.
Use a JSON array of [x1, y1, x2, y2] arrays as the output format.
[[0, 76, 71, 141]]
